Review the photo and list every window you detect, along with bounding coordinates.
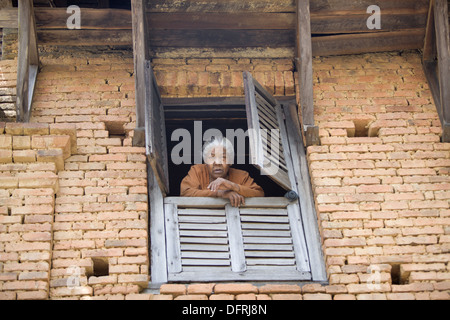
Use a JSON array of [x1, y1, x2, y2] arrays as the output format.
[[143, 62, 326, 284]]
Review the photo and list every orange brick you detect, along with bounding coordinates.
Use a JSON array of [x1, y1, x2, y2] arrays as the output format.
[[259, 284, 301, 294], [209, 294, 235, 300], [175, 295, 208, 300], [356, 185, 394, 193], [271, 294, 302, 300], [89, 154, 127, 162], [159, 284, 187, 297], [334, 294, 357, 300], [214, 283, 258, 295]]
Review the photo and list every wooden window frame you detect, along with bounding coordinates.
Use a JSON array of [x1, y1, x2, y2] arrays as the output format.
[[146, 76, 327, 285], [16, 0, 40, 123]]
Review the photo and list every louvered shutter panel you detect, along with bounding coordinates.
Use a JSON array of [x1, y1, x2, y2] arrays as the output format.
[[243, 71, 296, 191], [164, 198, 311, 282], [145, 60, 170, 194]]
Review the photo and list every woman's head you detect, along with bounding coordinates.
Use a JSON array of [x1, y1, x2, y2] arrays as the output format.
[[203, 137, 235, 180]]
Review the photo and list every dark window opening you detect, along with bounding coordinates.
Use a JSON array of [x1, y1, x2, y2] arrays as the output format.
[[104, 121, 127, 145], [91, 258, 109, 277], [164, 102, 286, 197]]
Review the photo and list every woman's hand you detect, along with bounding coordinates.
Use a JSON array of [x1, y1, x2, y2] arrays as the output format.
[[218, 190, 245, 207], [208, 178, 240, 193]]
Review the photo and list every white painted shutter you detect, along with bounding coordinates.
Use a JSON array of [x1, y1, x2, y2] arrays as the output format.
[[243, 71, 296, 191], [164, 198, 311, 282]]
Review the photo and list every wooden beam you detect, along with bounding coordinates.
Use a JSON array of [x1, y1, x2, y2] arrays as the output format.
[[148, 29, 294, 48], [31, 28, 425, 54], [312, 29, 425, 56], [16, 0, 39, 123], [36, 29, 132, 46], [146, 10, 427, 34], [146, 0, 429, 13], [423, 0, 437, 62], [310, 0, 429, 13], [434, 0, 450, 141], [0, 7, 428, 34], [146, 0, 295, 13], [0, 8, 132, 29], [147, 12, 295, 30], [131, 0, 149, 146], [295, 0, 319, 147]]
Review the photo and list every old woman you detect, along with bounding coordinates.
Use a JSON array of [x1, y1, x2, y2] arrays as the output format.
[[180, 137, 264, 207]]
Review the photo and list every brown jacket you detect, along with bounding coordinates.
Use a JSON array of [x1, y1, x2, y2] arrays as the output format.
[[180, 164, 264, 198]]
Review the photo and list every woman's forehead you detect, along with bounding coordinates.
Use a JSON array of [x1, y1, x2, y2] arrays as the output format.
[[209, 147, 227, 154]]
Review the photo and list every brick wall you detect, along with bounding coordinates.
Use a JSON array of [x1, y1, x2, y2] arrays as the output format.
[[0, 122, 76, 300], [152, 58, 295, 98], [307, 52, 450, 300], [1, 51, 150, 300], [0, 49, 449, 300]]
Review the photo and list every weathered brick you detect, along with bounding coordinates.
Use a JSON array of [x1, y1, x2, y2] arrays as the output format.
[[5, 123, 24, 135], [37, 149, 65, 171], [11, 205, 54, 215], [31, 135, 71, 159], [23, 123, 50, 136], [0, 149, 12, 163], [0, 131, 13, 147], [13, 150, 37, 163], [0, 177, 19, 189]]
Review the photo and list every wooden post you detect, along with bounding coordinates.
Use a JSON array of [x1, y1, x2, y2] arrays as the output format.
[[16, 0, 39, 123], [131, 0, 149, 146], [423, 0, 450, 142], [434, 0, 450, 142], [295, 0, 319, 147]]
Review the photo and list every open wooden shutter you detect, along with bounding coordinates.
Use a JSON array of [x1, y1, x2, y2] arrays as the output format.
[[243, 71, 296, 191], [164, 197, 311, 282], [145, 60, 170, 195]]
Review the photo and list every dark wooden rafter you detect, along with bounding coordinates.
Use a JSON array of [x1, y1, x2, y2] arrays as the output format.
[[295, 0, 319, 147], [16, 0, 40, 123], [423, 0, 450, 142]]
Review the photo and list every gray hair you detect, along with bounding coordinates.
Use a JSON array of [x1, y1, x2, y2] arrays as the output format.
[[203, 137, 235, 165]]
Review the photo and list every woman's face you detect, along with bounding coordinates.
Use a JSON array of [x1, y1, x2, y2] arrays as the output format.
[[205, 147, 231, 180]]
